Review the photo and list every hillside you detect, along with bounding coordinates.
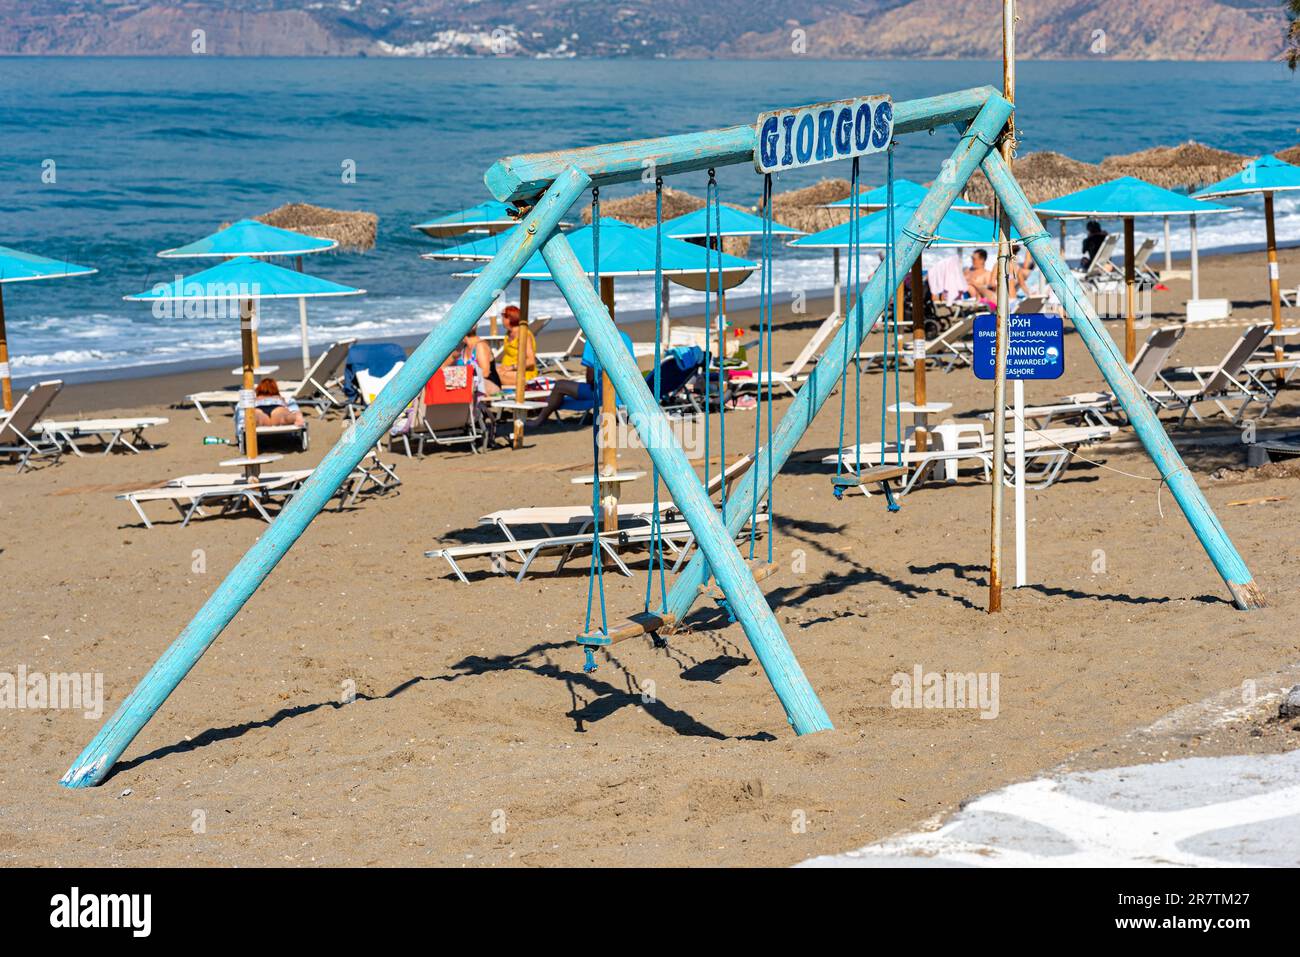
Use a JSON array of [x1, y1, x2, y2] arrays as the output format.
[[0, 0, 1288, 59]]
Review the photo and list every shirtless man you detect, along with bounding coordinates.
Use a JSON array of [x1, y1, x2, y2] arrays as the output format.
[[964, 248, 995, 302]]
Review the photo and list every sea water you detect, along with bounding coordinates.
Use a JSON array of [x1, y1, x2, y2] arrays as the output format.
[[1, 57, 1297, 382]]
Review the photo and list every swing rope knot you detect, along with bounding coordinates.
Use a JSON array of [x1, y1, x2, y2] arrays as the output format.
[[901, 225, 937, 245]]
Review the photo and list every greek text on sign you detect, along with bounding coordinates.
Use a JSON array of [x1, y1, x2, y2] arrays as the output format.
[[755, 96, 893, 174], [973, 313, 1065, 381]]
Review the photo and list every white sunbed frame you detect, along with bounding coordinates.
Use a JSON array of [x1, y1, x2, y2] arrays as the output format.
[[38, 416, 169, 456]]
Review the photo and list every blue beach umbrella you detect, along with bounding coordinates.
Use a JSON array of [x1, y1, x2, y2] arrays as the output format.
[[157, 219, 337, 259], [792, 202, 1019, 249], [1035, 176, 1236, 358], [457, 218, 755, 289], [825, 178, 985, 211], [420, 227, 522, 263], [159, 219, 340, 374], [661, 205, 803, 239], [412, 200, 518, 239], [0, 245, 97, 411], [126, 257, 363, 458], [1195, 156, 1300, 338]]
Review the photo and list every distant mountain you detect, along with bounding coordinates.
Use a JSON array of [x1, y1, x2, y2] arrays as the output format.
[[0, 0, 1288, 60]]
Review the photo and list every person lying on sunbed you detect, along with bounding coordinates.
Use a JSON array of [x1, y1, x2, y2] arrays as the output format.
[[528, 330, 634, 428], [253, 378, 305, 427]]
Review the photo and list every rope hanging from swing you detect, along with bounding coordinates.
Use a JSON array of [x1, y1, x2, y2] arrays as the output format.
[[580, 185, 609, 672]]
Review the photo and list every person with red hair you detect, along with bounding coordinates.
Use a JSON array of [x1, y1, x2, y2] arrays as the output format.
[[495, 304, 536, 385], [252, 378, 305, 427]]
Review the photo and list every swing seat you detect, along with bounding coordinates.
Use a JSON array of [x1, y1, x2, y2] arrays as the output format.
[[856, 464, 908, 484], [696, 559, 780, 600], [577, 610, 677, 647]]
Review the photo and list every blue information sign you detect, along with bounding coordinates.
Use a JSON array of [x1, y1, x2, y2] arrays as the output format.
[[973, 313, 1064, 381]]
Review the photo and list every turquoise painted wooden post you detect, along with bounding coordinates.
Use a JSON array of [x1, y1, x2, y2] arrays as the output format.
[[540, 231, 834, 735], [979, 148, 1265, 610], [485, 87, 999, 202], [661, 95, 1016, 627], [59, 168, 592, 789]]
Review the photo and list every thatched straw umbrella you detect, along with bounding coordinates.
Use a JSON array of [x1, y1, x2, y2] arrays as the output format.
[[966, 152, 1107, 260], [966, 151, 1106, 207], [1276, 144, 1300, 167], [254, 203, 378, 253], [762, 178, 853, 234], [580, 186, 753, 256], [249, 203, 377, 372], [1099, 142, 1252, 271], [1100, 141, 1251, 192]]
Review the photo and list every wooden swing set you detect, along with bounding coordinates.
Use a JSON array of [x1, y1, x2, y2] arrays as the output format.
[[61, 85, 1263, 789]]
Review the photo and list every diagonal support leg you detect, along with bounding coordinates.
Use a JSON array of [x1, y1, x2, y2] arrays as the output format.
[[979, 148, 1265, 610], [661, 93, 1016, 628], [540, 231, 833, 735], [59, 167, 593, 789]]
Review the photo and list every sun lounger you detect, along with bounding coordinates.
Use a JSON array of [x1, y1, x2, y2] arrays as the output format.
[[118, 451, 398, 528], [425, 514, 768, 584], [1132, 238, 1160, 287], [857, 318, 970, 372], [735, 312, 842, 398], [0, 380, 64, 472], [275, 338, 355, 414], [1016, 325, 1187, 427], [36, 416, 168, 456], [477, 454, 755, 539], [396, 364, 491, 455], [186, 338, 355, 422], [1152, 323, 1275, 425], [825, 424, 1118, 495], [117, 471, 309, 528], [1076, 234, 1119, 292]]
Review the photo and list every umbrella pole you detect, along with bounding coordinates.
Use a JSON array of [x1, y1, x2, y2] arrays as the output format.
[[599, 275, 619, 534], [989, 0, 1015, 614], [1058, 219, 1066, 256], [1163, 217, 1172, 273], [833, 248, 843, 319], [1124, 216, 1136, 364], [0, 284, 11, 412], [250, 298, 262, 370], [240, 298, 259, 462], [514, 278, 531, 449], [661, 275, 672, 349], [1190, 213, 1200, 301], [1265, 191, 1284, 365], [910, 259, 928, 452], [296, 256, 311, 375]]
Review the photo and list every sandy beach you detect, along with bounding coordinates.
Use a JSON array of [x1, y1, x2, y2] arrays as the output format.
[[3, 243, 1300, 867]]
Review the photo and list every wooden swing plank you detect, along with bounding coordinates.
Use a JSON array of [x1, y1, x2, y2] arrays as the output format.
[[856, 464, 908, 483], [577, 610, 676, 647], [697, 560, 780, 600]]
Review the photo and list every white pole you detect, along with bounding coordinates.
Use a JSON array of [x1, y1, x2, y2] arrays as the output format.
[[1013, 377, 1026, 588], [1163, 217, 1172, 273], [1189, 213, 1200, 301], [295, 256, 311, 375]]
